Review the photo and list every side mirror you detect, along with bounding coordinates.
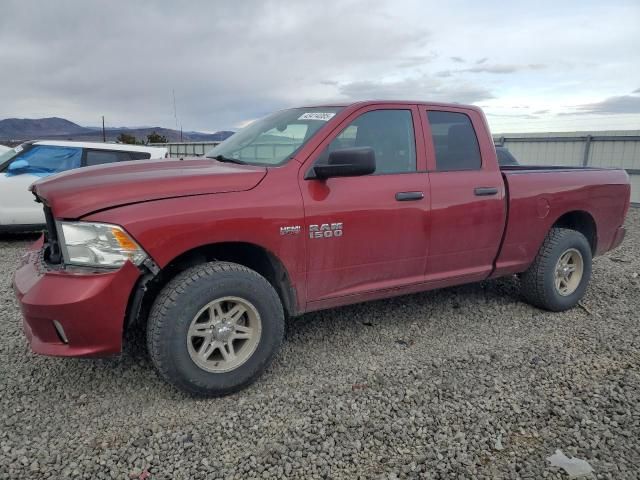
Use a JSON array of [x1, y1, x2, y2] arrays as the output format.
[[307, 147, 376, 180], [8, 159, 29, 171]]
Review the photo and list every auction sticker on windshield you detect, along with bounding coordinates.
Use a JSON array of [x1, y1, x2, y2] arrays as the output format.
[[298, 112, 336, 121]]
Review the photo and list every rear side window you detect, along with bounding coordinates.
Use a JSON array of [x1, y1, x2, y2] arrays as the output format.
[[427, 111, 481, 171], [322, 109, 416, 174], [85, 150, 148, 166], [4, 145, 82, 177], [128, 151, 151, 160]]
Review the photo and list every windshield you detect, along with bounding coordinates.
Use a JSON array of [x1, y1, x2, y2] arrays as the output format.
[[2, 145, 83, 177], [206, 107, 343, 166]]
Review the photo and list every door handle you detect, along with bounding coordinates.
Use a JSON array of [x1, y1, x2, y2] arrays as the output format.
[[395, 191, 424, 201], [474, 187, 498, 196]]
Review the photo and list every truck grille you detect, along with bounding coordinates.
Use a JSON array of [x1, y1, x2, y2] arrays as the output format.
[[43, 205, 62, 264]]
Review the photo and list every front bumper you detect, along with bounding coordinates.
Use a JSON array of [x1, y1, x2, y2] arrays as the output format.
[[13, 237, 141, 357]]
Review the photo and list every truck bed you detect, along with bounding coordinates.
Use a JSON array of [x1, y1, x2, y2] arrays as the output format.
[[492, 166, 630, 278]]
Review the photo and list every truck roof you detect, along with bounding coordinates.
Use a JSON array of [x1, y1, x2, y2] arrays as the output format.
[[299, 100, 484, 113]]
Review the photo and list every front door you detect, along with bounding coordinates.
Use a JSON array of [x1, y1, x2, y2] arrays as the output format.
[[299, 105, 431, 304]]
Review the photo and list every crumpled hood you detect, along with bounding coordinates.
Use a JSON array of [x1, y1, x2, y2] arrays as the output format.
[[31, 157, 267, 218]]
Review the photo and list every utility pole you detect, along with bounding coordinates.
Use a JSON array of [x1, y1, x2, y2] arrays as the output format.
[[180, 123, 183, 142], [102, 116, 106, 142]]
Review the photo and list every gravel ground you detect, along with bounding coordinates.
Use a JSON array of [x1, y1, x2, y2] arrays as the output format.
[[1, 211, 639, 480]]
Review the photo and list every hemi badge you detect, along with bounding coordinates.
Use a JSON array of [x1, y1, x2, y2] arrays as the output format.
[[280, 226, 301, 236]]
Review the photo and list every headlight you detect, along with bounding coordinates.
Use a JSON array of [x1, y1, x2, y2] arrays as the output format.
[[57, 221, 148, 268]]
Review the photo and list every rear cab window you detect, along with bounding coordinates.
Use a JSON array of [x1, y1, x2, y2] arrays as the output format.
[[426, 111, 481, 171]]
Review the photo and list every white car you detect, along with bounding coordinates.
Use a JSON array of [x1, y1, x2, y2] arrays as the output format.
[[0, 140, 167, 232]]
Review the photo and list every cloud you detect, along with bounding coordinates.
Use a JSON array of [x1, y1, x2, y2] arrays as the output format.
[[337, 76, 494, 104], [395, 53, 437, 68], [634, 88, 640, 94], [0, 0, 432, 131], [437, 63, 547, 76], [486, 112, 540, 119], [570, 95, 640, 115], [462, 64, 546, 74], [0, 0, 638, 133]]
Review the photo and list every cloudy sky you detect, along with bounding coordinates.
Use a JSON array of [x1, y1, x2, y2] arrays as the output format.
[[1, 0, 639, 133]]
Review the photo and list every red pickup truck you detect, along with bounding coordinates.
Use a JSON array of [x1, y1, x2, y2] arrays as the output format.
[[14, 101, 630, 396]]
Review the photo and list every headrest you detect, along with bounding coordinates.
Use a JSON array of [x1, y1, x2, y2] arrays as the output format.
[[448, 124, 476, 150]]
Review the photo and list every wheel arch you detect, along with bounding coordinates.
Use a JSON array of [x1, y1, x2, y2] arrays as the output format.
[[125, 241, 298, 333], [551, 210, 597, 255]]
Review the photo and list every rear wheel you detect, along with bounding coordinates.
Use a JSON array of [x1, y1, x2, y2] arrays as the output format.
[[520, 227, 592, 311], [147, 261, 284, 396]]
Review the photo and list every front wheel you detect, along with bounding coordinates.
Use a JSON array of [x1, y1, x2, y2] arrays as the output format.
[[520, 227, 592, 311], [147, 262, 284, 396]]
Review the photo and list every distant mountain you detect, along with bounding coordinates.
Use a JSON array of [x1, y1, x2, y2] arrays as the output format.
[[183, 130, 235, 142], [0, 117, 234, 143], [0, 117, 87, 138]]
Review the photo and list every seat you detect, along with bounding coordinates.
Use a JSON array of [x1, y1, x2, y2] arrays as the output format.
[[355, 117, 414, 174]]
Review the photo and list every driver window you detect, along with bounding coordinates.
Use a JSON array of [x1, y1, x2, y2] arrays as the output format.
[[320, 109, 416, 174]]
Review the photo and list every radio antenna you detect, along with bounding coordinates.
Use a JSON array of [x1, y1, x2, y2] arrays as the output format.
[[172, 89, 178, 130]]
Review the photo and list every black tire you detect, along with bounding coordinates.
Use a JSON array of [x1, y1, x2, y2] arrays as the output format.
[[147, 261, 284, 396], [520, 227, 592, 312]]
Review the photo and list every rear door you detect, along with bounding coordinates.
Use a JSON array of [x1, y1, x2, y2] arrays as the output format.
[[420, 107, 506, 282], [299, 105, 431, 303]]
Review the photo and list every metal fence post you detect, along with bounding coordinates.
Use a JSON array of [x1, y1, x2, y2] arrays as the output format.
[[582, 135, 592, 166]]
